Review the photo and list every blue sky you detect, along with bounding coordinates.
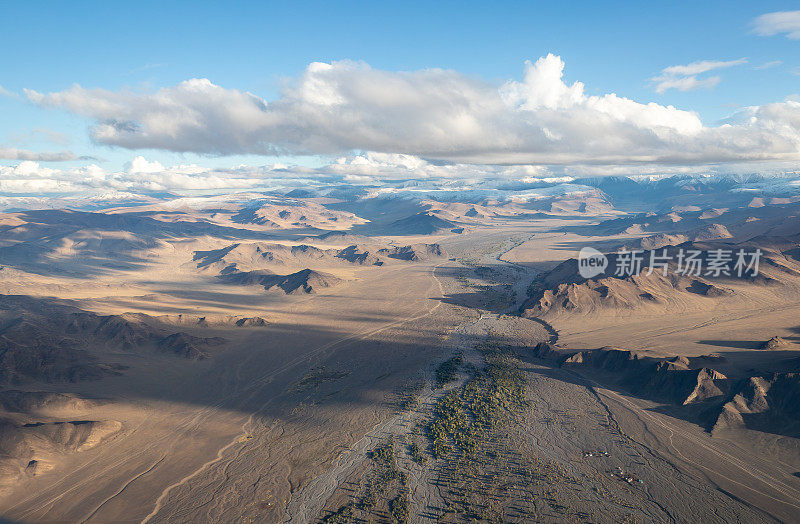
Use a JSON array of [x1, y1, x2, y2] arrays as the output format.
[[1, 1, 799, 178]]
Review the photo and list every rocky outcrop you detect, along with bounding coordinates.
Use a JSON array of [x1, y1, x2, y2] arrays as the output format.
[[218, 268, 342, 294], [386, 212, 457, 235], [520, 238, 800, 319], [0, 295, 227, 383], [634, 366, 727, 405], [157, 333, 224, 360], [0, 391, 96, 413], [685, 279, 731, 297], [379, 243, 447, 261], [194, 242, 387, 272], [760, 336, 789, 350], [335, 245, 384, 266], [710, 373, 800, 435], [531, 343, 727, 406], [234, 317, 268, 327], [0, 337, 107, 384], [0, 418, 122, 486]]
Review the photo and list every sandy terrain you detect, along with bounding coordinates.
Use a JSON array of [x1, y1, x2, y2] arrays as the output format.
[[1, 195, 799, 523], [0, 258, 468, 522]]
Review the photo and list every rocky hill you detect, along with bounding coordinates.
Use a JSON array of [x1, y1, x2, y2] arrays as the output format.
[[218, 268, 342, 294], [0, 295, 227, 383], [522, 238, 800, 320], [532, 343, 728, 406]]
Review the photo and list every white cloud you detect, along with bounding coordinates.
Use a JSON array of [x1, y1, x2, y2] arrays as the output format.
[[0, 152, 559, 198], [321, 151, 562, 182], [521, 176, 574, 184], [651, 58, 746, 94], [652, 75, 721, 94], [0, 157, 270, 194], [0, 161, 76, 194], [0, 178, 78, 193], [342, 174, 376, 183], [661, 58, 747, 76], [125, 156, 165, 174], [754, 60, 783, 70], [23, 55, 800, 165], [752, 10, 800, 39], [2, 152, 800, 211]]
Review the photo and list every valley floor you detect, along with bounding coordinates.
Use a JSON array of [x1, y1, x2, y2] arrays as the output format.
[[1, 221, 799, 522]]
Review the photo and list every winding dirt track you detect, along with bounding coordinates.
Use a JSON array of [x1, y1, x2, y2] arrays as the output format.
[[0, 262, 451, 523], [281, 313, 491, 523], [280, 241, 545, 523], [5, 224, 799, 523], [144, 265, 448, 523], [586, 377, 800, 518]]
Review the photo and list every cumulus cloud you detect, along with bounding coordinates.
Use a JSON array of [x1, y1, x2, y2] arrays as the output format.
[[651, 58, 746, 94], [752, 10, 800, 39], [0, 161, 78, 194], [0, 157, 268, 194], [0, 152, 566, 199], [0, 147, 80, 162], [320, 152, 573, 183], [3, 152, 800, 212], [23, 55, 800, 165]]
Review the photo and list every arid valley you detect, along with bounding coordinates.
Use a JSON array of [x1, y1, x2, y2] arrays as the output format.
[[1, 178, 800, 523], [3, 3, 800, 522]]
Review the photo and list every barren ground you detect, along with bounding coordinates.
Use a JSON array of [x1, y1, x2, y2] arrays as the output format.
[[1, 212, 799, 523]]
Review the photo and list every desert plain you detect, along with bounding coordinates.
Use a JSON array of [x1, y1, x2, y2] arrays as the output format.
[[0, 181, 800, 523]]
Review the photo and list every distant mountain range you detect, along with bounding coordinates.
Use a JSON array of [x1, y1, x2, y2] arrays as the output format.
[[3, 173, 799, 214]]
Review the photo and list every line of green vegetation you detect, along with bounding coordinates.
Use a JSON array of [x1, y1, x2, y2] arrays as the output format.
[[434, 353, 463, 387], [389, 490, 410, 524], [324, 437, 411, 522], [424, 343, 543, 521], [427, 345, 527, 460], [369, 437, 397, 469]]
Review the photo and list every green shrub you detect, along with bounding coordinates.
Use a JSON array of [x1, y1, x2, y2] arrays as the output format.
[[390, 492, 410, 524], [435, 354, 463, 387], [426, 352, 527, 460], [369, 438, 396, 469]]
